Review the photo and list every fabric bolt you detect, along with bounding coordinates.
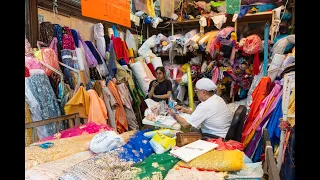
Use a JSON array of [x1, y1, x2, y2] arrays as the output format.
[[287, 87, 295, 127], [87, 89, 108, 125], [104, 35, 110, 51], [118, 130, 154, 163], [147, 63, 156, 77], [27, 70, 61, 136], [64, 86, 90, 118], [75, 47, 90, 79], [131, 152, 180, 180], [78, 33, 98, 68], [108, 41, 118, 78], [25, 101, 33, 146], [242, 77, 270, 142], [70, 29, 79, 48], [40, 22, 54, 45], [113, 37, 126, 60], [178, 150, 244, 171], [59, 148, 133, 180], [101, 85, 118, 130], [85, 41, 104, 64], [108, 80, 129, 133], [25, 151, 93, 180], [41, 48, 61, 76], [267, 97, 283, 148], [62, 26, 76, 50], [25, 56, 42, 70], [164, 166, 227, 180], [25, 133, 97, 171], [117, 83, 139, 130], [25, 77, 48, 139]]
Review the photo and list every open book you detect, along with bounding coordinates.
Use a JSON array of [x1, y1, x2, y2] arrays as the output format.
[[170, 140, 218, 162]]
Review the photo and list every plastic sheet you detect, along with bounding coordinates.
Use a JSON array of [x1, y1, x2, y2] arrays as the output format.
[[89, 131, 124, 154]]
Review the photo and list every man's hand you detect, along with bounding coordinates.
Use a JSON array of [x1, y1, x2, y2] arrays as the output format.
[[168, 108, 175, 116]]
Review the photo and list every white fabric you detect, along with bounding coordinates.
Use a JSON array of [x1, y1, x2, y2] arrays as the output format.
[[186, 95, 232, 138], [184, 29, 198, 44], [138, 35, 157, 59], [268, 54, 285, 81], [89, 131, 124, 154], [168, 34, 183, 42], [108, 28, 114, 37], [125, 29, 137, 52], [131, 61, 151, 96], [142, 61, 156, 80], [93, 23, 106, 59], [195, 78, 217, 91], [155, 33, 168, 44], [75, 47, 90, 81], [271, 34, 295, 58], [151, 57, 163, 70], [211, 14, 227, 29], [199, 16, 207, 27]]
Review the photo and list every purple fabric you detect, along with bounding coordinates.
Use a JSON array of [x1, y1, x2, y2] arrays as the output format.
[[78, 32, 98, 68]]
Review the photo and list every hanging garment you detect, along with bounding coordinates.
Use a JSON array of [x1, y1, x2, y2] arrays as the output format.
[[242, 77, 270, 142], [64, 86, 90, 118], [267, 97, 283, 147], [118, 130, 154, 163], [131, 152, 180, 179], [62, 26, 76, 50], [108, 80, 128, 133], [87, 89, 108, 125], [93, 23, 106, 59], [39, 22, 54, 45], [25, 101, 33, 146], [59, 149, 133, 180], [85, 41, 104, 64], [27, 70, 61, 136], [117, 83, 139, 130], [49, 37, 59, 58], [25, 77, 48, 139]]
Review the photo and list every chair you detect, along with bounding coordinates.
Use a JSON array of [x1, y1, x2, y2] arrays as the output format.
[[202, 105, 247, 142]]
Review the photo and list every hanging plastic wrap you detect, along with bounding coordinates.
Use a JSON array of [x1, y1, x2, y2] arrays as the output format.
[[178, 150, 244, 171]]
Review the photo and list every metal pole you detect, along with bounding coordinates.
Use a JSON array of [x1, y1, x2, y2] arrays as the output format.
[[264, 23, 269, 76]]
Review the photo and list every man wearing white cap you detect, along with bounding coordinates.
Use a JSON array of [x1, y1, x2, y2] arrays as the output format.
[[168, 78, 232, 138]]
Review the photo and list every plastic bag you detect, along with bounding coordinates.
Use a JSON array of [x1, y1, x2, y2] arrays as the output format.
[[89, 131, 124, 154], [144, 129, 176, 139], [149, 133, 176, 154]]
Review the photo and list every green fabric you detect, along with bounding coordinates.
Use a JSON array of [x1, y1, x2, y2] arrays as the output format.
[[226, 0, 241, 14], [131, 152, 179, 180], [210, 1, 226, 7]]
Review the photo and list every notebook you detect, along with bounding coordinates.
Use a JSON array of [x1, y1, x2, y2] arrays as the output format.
[[170, 140, 218, 162]]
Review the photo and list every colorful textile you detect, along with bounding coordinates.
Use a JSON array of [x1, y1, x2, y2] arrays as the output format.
[[165, 167, 227, 180], [62, 26, 76, 50], [131, 152, 180, 180], [85, 41, 104, 64], [87, 89, 108, 125], [39, 22, 54, 45], [64, 86, 90, 118], [25, 101, 33, 146]]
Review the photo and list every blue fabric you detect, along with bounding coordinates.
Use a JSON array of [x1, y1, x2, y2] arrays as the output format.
[[119, 60, 127, 66], [238, 6, 251, 18], [71, 29, 79, 48], [118, 130, 154, 163], [280, 126, 295, 180], [112, 25, 119, 38], [252, 139, 263, 162], [85, 41, 103, 64], [273, 34, 295, 53], [108, 41, 118, 78], [61, 49, 75, 89], [53, 24, 63, 48], [267, 97, 282, 148], [255, 4, 276, 12]]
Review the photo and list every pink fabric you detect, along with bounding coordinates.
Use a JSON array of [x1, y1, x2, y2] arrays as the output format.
[[62, 27, 76, 50], [218, 27, 235, 39], [41, 48, 61, 76], [40, 122, 113, 141], [49, 37, 59, 57], [25, 56, 42, 70], [209, 37, 220, 57], [79, 33, 98, 68], [87, 89, 108, 125], [211, 66, 219, 83], [244, 84, 282, 137]]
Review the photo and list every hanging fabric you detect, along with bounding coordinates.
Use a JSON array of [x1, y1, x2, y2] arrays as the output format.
[[39, 22, 54, 45], [93, 23, 106, 59], [62, 26, 76, 50], [78, 33, 98, 68], [64, 86, 90, 118], [87, 89, 108, 125]]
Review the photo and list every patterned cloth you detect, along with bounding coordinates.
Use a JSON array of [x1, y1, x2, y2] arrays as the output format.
[[40, 22, 54, 45], [25, 101, 33, 146]]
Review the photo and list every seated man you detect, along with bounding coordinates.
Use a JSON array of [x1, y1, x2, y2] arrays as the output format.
[[147, 66, 172, 103], [168, 78, 232, 138]]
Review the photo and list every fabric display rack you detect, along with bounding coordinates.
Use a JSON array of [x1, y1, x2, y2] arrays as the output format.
[[25, 0, 295, 179]]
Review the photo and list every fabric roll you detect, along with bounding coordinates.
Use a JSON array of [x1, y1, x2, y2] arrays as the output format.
[[131, 61, 151, 97], [268, 54, 285, 81], [147, 63, 156, 77], [143, 61, 156, 81], [156, 33, 169, 44], [151, 57, 163, 70]]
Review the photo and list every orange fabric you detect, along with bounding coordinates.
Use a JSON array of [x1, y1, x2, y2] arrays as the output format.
[[64, 86, 90, 118], [242, 77, 270, 142], [87, 89, 108, 125], [108, 81, 128, 133], [243, 97, 275, 147]]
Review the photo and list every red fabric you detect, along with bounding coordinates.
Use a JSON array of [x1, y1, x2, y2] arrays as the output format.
[[113, 37, 125, 60], [147, 63, 156, 77], [122, 41, 130, 64], [25, 66, 30, 77], [242, 77, 271, 142], [62, 26, 76, 50], [206, 138, 244, 151], [253, 53, 260, 75]]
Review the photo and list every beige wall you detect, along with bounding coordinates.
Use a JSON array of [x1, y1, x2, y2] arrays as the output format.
[[38, 8, 95, 42]]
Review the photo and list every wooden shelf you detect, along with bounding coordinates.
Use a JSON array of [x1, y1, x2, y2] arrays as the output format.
[[237, 11, 273, 23]]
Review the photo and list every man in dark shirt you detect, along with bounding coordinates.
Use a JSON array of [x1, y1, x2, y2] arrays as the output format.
[[148, 66, 172, 103]]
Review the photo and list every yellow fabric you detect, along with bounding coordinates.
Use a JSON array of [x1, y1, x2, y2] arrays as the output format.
[[146, 0, 156, 17], [25, 101, 33, 146], [205, 30, 219, 53], [64, 86, 90, 118], [178, 150, 244, 171], [115, 61, 135, 91], [34, 50, 43, 61], [152, 133, 176, 149], [25, 133, 97, 171]]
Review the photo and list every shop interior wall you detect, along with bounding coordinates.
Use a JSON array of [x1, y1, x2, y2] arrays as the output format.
[[38, 8, 95, 43]]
